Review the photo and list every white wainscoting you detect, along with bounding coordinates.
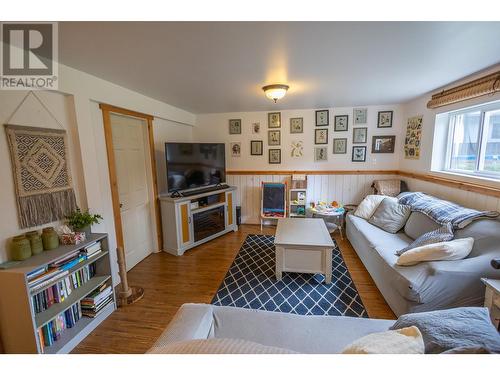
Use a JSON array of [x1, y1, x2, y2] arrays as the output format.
[[227, 173, 500, 225], [401, 177, 500, 212], [227, 173, 398, 225]]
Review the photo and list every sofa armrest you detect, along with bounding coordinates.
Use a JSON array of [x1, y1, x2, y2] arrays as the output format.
[[148, 303, 214, 352], [428, 255, 498, 278]]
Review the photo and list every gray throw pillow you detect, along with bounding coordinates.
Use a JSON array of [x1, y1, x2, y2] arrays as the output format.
[[390, 307, 500, 354], [396, 222, 454, 256], [368, 198, 411, 234]]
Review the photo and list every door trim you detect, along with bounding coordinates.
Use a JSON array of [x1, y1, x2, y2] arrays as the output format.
[[100, 103, 163, 254]]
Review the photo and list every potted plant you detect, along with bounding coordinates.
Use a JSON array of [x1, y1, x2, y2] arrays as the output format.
[[66, 208, 103, 235]]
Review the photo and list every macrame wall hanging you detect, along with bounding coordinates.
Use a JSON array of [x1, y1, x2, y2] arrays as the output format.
[[4, 91, 77, 228]]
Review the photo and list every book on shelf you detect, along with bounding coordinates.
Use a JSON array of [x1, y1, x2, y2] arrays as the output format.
[[84, 241, 102, 256], [37, 303, 82, 350], [29, 268, 69, 289], [49, 250, 81, 268], [32, 263, 97, 314], [81, 284, 113, 317], [27, 266, 48, 281]]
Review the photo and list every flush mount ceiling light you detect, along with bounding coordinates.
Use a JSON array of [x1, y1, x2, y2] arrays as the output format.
[[262, 84, 289, 103]]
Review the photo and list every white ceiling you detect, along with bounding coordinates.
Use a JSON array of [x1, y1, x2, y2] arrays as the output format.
[[59, 22, 500, 114]]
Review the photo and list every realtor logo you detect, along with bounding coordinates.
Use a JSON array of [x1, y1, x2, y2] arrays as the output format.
[[1, 22, 58, 90]]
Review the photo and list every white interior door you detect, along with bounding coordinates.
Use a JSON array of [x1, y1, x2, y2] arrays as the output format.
[[110, 113, 154, 270]]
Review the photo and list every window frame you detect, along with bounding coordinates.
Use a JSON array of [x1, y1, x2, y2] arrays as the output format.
[[444, 100, 500, 180]]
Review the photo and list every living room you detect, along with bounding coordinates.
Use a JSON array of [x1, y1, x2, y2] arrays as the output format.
[[1, 1, 500, 372]]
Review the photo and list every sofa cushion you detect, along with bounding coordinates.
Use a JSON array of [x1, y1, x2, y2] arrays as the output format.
[[404, 212, 441, 240], [368, 198, 411, 233], [396, 222, 454, 256], [148, 338, 298, 354], [396, 237, 474, 266], [390, 307, 500, 353], [354, 195, 388, 220], [342, 326, 424, 354]]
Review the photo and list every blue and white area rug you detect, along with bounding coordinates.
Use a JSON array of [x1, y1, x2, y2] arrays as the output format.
[[212, 234, 368, 317]]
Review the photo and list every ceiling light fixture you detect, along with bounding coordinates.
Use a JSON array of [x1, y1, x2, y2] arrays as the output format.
[[262, 84, 289, 103]]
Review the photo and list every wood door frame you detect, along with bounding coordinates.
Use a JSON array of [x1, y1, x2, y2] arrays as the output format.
[[100, 103, 163, 254]]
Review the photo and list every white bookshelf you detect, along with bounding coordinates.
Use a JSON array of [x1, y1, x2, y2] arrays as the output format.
[[289, 188, 307, 218], [0, 233, 116, 354]]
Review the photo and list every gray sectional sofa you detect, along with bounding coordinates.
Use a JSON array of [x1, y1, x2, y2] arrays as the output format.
[[346, 209, 500, 316], [148, 303, 394, 353]]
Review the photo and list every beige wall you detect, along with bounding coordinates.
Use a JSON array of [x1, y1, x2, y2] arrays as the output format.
[[0, 65, 195, 277], [195, 105, 404, 171]]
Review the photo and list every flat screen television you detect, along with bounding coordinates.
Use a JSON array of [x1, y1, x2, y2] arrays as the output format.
[[165, 142, 226, 193]]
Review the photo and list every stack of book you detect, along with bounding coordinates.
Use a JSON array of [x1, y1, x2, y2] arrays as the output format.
[[83, 241, 102, 259], [49, 250, 87, 271], [37, 303, 82, 352], [81, 284, 113, 318], [31, 263, 97, 314]]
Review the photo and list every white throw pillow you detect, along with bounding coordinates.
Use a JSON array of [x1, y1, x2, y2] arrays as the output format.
[[354, 195, 395, 220], [342, 326, 424, 354], [397, 237, 474, 266]]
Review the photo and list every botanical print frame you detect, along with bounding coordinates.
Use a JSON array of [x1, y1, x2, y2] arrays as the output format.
[[334, 115, 348, 131], [353, 127, 367, 144], [315, 109, 329, 126], [250, 140, 263, 155], [269, 148, 281, 164], [377, 111, 393, 128], [372, 135, 396, 153], [268, 130, 281, 146], [315, 128, 328, 144], [353, 108, 367, 125], [290, 117, 304, 133], [291, 140, 303, 158], [230, 142, 241, 157], [404, 115, 423, 159], [229, 119, 242, 134], [268, 112, 281, 128], [314, 146, 328, 162], [352, 146, 367, 162], [333, 138, 347, 154], [252, 122, 261, 134]]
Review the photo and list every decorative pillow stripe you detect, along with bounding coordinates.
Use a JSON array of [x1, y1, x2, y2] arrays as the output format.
[[396, 222, 454, 256]]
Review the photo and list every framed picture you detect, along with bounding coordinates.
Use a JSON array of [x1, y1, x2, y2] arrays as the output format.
[[372, 135, 396, 153], [269, 148, 281, 164], [353, 108, 367, 125], [291, 140, 303, 158], [230, 142, 241, 157], [290, 117, 304, 133], [352, 146, 367, 162], [268, 112, 281, 128], [252, 122, 261, 134], [250, 140, 263, 155], [404, 115, 423, 159], [377, 110, 393, 128], [353, 127, 367, 143], [229, 119, 241, 134], [315, 109, 329, 126], [333, 138, 347, 154], [334, 115, 348, 131], [315, 128, 328, 144], [268, 130, 281, 146], [314, 147, 328, 162]]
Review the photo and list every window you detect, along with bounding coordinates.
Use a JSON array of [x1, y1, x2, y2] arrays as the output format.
[[445, 101, 500, 178]]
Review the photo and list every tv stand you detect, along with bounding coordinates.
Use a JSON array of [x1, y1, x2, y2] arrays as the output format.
[[159, 186, 238, 256]]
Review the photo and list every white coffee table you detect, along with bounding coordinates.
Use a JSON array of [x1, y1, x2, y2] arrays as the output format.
[[274, 218, 335, 284]]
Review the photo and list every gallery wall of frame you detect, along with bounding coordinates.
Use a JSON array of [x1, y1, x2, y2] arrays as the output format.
[[194, 104, 403, 171]]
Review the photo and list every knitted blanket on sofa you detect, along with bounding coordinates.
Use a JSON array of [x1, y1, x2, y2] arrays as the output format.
[[398, 192, 499, 229]]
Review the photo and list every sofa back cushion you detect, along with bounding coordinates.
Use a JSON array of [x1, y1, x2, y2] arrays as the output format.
[[354, 195, 389, 220], [404, 212, 441, 240], [368, 198, 411, 234], [455, 217, 500, 257]]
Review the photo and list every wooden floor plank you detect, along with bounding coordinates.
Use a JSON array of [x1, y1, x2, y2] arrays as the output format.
[[72, 224, 394, 354]]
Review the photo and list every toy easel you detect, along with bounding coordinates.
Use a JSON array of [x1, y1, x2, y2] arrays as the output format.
[[260, 182, 287, 230]]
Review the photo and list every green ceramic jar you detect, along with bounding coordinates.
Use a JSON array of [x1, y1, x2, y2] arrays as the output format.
[[42, 227, 59, 250], [11, 235, 32, 261], [26, 231, 43, 255]]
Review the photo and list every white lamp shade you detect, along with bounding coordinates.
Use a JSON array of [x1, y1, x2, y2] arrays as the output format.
[[262, 84, 289, 102]]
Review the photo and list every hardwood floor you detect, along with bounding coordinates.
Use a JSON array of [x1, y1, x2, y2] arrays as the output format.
[[72, 224, 395, 354]]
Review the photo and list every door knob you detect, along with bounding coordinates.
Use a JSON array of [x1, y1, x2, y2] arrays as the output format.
[[119, 203, 123, 208]]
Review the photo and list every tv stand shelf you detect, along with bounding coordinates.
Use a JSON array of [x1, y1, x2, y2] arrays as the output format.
[[159, 186, 238, 256]]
